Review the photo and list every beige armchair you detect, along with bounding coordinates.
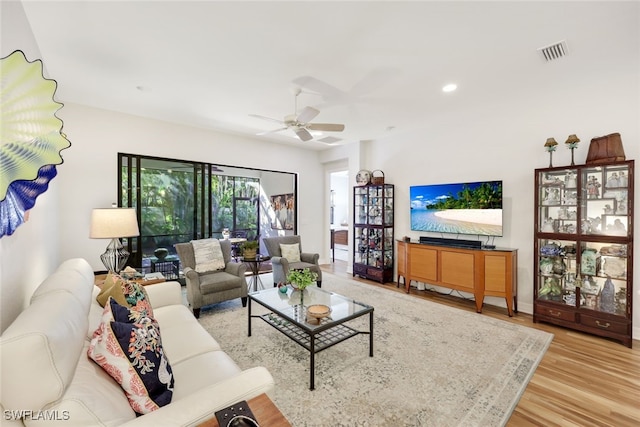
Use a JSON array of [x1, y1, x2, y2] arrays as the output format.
[[263, 235, 322, 288], [175, 239, 247, 318]]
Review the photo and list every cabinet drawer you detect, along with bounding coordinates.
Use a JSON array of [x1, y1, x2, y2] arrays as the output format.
[[366, 267, 384, 280], [580, 314, 628, 335], [353, 263, 368, 275], [535, 304, 576, 322]]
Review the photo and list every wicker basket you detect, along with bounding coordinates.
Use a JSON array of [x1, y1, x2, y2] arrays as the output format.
[[371, 170, 385, 185]]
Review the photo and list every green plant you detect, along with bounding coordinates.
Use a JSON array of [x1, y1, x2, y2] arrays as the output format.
[[287, 268, 318, 291], [241, 240, 259, 250]]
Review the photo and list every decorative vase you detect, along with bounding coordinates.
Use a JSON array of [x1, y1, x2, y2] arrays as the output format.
[[154, 247, 168, 260], [243, 248, 257, 259], [581, 249, 598, 276]]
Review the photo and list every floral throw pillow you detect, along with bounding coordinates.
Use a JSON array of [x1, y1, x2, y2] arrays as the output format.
[[121, 280, 154, 319], [88, 299, 174, 414]]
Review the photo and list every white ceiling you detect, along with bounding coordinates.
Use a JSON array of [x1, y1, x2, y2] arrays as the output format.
[[18, 1, 640, 150]]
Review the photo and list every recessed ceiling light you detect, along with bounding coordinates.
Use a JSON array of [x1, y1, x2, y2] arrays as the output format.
[[442, 83, 457, 92]]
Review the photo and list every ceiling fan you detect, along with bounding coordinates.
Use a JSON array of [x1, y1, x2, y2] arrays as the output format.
[[250, 88, 345, 142]]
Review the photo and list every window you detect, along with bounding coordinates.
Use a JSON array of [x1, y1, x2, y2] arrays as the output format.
[[118, 153, 296, 274]]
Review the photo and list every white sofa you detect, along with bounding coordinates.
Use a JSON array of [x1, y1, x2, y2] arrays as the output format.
[[0, 258, 274, 426]]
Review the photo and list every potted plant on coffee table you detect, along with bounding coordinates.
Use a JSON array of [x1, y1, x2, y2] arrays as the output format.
[[241, 240, 259, 259], [287, 268, 318, 306]]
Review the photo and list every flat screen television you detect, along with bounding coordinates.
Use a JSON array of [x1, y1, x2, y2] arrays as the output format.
[[410, 180, 503, 237]]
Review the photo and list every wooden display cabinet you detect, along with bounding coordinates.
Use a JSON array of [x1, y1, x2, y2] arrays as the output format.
[[534, 160, 634, 347], [353, 183, 394, 283]]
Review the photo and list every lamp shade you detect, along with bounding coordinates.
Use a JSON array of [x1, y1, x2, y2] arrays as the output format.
[[565, 134, 580, 144], [90, 208, 139, 239]]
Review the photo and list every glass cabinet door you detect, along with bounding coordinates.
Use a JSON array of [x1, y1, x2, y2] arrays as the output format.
[[579, 241, 628, 315], [581, 164, 630, 237], [537, 238, 578, 306], [354, 187, 368, 225], [383, 186, 394, 226], [538, 168, 579, 234]]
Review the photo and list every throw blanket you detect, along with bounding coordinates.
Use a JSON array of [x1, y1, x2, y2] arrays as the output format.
[[191, 238, 225, 273]]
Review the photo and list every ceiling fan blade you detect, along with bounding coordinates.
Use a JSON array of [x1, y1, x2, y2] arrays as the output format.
[[296, 106, 320, 123], [249, 113, 285, 125], [293, 76, 345, 99], [256, 127, 288, 136], [306, 123, 345, 132], [294, 127, 313, 142]]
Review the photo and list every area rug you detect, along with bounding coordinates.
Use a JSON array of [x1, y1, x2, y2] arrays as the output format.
[[197, 273, 553, 426]]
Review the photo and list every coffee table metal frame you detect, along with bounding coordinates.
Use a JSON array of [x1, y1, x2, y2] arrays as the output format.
[[248, 286, 374, 390]]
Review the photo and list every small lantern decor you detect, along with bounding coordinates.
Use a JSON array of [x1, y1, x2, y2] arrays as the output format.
[[544, 137, 558, 167], [565, 134, 580, 166]]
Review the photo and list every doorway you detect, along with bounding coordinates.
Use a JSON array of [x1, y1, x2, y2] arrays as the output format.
[[330, 170, 349, 263]]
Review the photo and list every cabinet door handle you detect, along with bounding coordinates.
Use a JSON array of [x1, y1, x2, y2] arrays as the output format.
[[595, 320, 611, 329], [548, 310, 562, 317]]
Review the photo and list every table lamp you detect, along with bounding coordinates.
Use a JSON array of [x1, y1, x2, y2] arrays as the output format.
[[90, 207, 139, 273]]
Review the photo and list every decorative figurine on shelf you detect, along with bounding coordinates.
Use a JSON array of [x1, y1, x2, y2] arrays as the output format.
[[564, 171, 577, 188], [565, 134, 580, 166], [542, 187, 560, 205], [586, 176, 601, 199], [619, 171, 628, 186], [607, 218, 627, 236], [606, 172, 620, 188], [543, 173, 560, 184], [544, 137, 558, 167], [563, 191, 577, 205], [541, 217, 555, 232], [600, 278, 616, 313], [559, 206, 569, 219]]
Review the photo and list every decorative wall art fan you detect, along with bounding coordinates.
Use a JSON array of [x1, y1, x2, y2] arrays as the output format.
[[250, 88, 345, 142], [0, 50, 71, 237]]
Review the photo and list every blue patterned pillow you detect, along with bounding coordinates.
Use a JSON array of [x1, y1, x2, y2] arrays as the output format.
[[88, 299, 174, 414]]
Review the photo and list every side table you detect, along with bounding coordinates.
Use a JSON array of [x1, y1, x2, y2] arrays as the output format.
[[242, 255, 270, 292], [198, 393, 290, 427], [94, 273, 166, 287]]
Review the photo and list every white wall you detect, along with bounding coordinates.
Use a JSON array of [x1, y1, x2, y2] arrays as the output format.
[[55, 103, 325, 273], [0, 0, 64, 332], [361, 75, 639, 336]]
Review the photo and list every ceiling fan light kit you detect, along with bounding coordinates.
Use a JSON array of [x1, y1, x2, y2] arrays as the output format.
[[251, 88, 345, 142]]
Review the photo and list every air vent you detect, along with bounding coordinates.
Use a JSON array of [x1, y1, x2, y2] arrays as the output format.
[[318, 136, 341, 144], [538, 40, 568, 62]]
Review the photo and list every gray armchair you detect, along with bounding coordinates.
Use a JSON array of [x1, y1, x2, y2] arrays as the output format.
[[175, 239, 247, 318], [262, 235, 322, 288]]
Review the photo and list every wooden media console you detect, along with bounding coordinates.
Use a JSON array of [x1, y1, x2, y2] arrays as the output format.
[[396, 240, 518, 316]]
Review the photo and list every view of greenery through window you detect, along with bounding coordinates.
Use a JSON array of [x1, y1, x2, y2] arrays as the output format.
[[119, 155, 267, 273]]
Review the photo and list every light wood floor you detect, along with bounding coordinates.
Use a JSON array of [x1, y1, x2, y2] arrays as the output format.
[[321, 260, 640, 427]]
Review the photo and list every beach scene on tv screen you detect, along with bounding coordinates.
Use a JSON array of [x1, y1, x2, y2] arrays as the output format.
[[410, 181, 503, 236]]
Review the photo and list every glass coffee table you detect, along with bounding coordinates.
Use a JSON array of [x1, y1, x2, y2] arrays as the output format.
[[248, 286, 374, 390]]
